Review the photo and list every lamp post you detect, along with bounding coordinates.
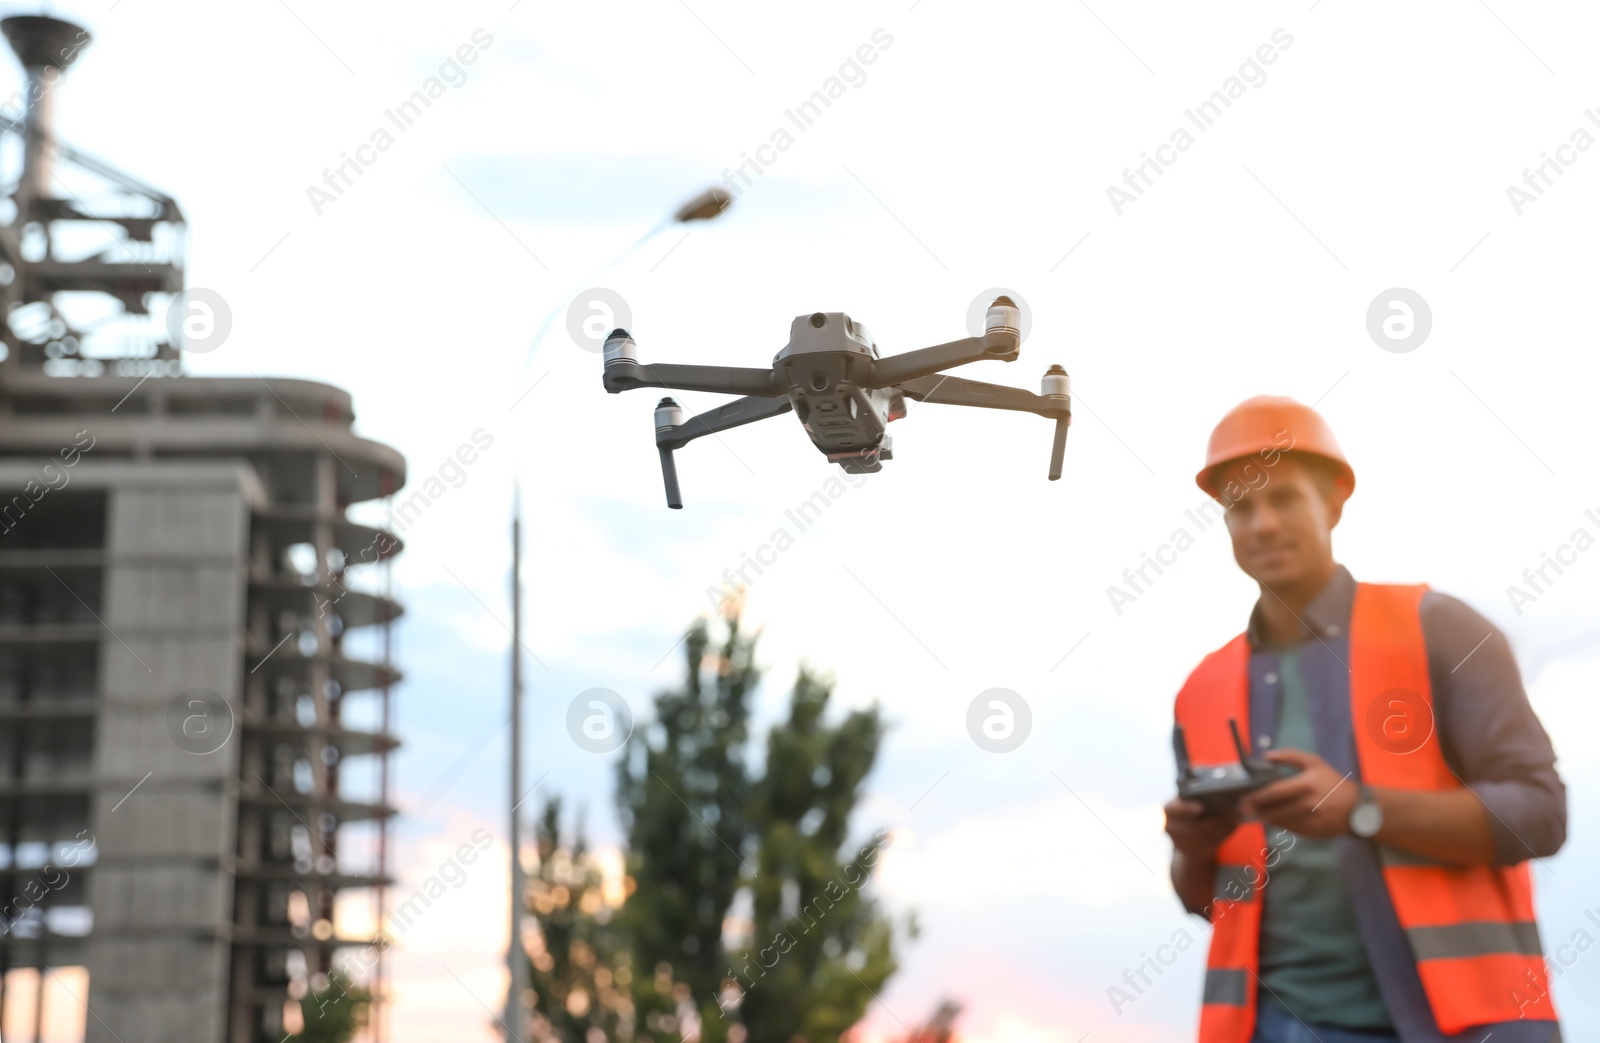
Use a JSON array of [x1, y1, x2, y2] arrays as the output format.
[[515, 185, 733, 383], [503, 184, 733, 1043]]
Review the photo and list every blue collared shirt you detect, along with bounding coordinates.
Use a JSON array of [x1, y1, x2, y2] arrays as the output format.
[[1207, 564, 1566, 1042]]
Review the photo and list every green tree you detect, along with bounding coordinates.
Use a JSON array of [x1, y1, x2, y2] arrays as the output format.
[[615, 608, 906, 1043], [732, 664, 900, 1041], [287, 970, 370, 1043], [614, 611, 757, 1021], [525, 797, 685, 1042]]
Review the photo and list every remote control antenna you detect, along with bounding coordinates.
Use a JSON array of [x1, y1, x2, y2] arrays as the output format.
[[1228, 718, 1250, 764], [1173, 723, 1195, 781]]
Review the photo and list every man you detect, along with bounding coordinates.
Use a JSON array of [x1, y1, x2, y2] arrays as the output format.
[[1162, 395, 1565, 1043]]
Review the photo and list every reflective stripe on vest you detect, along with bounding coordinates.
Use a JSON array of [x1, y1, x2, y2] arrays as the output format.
[[1202, 967, 1247, 1005], [1173, 582, 1558, 1042]]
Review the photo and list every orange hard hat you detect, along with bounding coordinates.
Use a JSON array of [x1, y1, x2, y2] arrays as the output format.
[[1196, 395, 1354, 498]]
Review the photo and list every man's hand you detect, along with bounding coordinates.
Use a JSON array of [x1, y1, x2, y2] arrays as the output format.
[[1164, 796, 1241, 859], [1166, 797, 1244, 918], [1239, 748, 1355, 838]]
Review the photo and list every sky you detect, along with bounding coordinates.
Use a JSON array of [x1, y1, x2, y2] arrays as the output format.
[[11, 0, 1600, 1039]]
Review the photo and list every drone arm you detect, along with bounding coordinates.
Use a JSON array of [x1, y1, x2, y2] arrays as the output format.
[[868, 335, 1014, 388], [605, 360, 780, 397], [865, 297, 1026, 387], [659, 394, 793, 451], [652, 394, 794, 509], [898, 369, 1073, 481], [602, 332, 778, 397], [897, 373, 1060, 417]]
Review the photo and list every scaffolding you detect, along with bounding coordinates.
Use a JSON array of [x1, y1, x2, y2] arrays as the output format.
[[0, 14, 405, 1042]]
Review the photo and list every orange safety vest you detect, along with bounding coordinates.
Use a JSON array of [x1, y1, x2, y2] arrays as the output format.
[[1173, 582, 1557, 1041]]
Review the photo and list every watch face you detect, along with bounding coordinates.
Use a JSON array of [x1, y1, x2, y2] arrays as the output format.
[[1351, 801, 1383, 838]]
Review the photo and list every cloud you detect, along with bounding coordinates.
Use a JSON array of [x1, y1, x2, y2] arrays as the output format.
[[875, 791, 1170, 909]]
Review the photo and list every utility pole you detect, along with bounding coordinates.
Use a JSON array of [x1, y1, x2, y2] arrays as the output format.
[[505, 485, 529, 1040]]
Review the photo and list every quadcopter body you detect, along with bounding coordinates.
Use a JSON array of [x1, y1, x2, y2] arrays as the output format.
[[602, 297, 1070, 507], [766, 310, 904, 473]]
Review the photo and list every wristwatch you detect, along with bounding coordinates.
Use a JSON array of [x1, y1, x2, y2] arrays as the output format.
[[1349, 784, 1383, 838]]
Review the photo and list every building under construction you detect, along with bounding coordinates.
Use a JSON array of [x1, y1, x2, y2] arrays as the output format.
[[0, 14, 405, 1043]]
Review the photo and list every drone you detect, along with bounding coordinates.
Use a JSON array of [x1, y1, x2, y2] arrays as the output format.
[[601, 296, 1071, 508]]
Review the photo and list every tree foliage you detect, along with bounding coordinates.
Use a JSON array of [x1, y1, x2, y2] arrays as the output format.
[[615, 609, 905, 1043], [526, 797, 688, 1042], [732, 662, 898, 1041], [287, 970, 370, 1043], [614, 613, 757, 1021], [525, 608, 908, 1042]]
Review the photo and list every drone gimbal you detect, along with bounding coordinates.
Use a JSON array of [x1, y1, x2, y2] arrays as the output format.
[[602, 296, 1071, 508]]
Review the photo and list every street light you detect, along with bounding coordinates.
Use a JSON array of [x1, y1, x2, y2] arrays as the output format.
[[671, 184, 734, 222], [514, 184, 733, 382], [503, 184, 732, 1043]]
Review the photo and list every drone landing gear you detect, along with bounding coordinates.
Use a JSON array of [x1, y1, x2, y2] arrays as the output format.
[[653, 393, 794, 509]]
